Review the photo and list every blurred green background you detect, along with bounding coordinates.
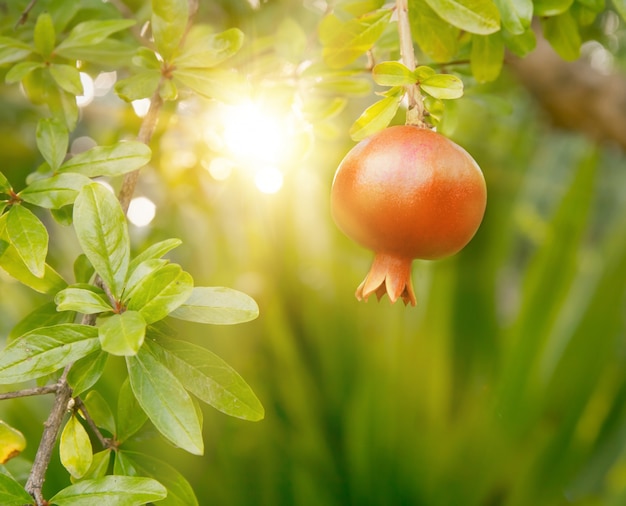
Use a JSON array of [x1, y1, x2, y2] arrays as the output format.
[[2, 1, 626, 505]]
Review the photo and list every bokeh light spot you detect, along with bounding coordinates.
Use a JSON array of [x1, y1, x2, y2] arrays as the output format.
[[255, 167, 283, 194], [128, 196, 156, 227]]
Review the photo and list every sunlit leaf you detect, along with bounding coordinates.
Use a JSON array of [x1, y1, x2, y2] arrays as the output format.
[[0, 421, 26, 464], [74, 254, 95, 284], [126, 346, 204, 455], [471, 33, 505, 82], [423, 0, 501, 34], [34, 13, 56, 58], [67, 352, 108, 397], [152, 0, 189, 61], [49, 476, 167, 506], [49, 64, 84, 96], [60, 142, 152, 178], [6, 205, 48, 278], [56, 39, 135, 66], [420, 74, 464, 99], [0, 172, 10, 193], [349, 94, 402, 141], [0, 324, 99, 384], [148, 337, 264, 421], [36, 118, 68, 171], [274, 18, 307, 62], [56, 19, 137, 51], [60, 414, 93, 479], [534, 0, 574, 15], [542, 11, 581, 60], [19, 173, 92, 209], [0, 473, 32, 506], [409, 0, 461, 62], [99, 311, 146, 356], [174, 68, 243, 103], [129, 238, 182, 273], [5, 61, 43, 84], [169, 286, 258, 325], [73, 183, 130, 299], [84, 390, 116, 434], [493, 0, 532, 33], [114, 71, 161, 102], [174, 27, 244, 69], [55, 285, 112, 314], [372, 62, 417, 86], [116, 378, 148, 443]]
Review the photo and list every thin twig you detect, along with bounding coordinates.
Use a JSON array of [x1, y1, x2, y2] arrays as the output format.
[[74, 396, 115, 450], [15, 0, 37, 28], [0, 384, 58, 400]]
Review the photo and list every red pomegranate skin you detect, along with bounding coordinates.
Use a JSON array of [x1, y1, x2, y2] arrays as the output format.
[[331, 125, 487, 306]]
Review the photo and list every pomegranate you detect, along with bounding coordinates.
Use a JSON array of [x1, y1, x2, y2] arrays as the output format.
[[331, 125, 486, 306]]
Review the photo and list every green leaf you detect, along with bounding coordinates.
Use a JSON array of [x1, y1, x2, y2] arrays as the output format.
[[52, 205, 74, 226], [0, 172, 11, 193], [99, 311, 146, 356], [19, 173, 92, 209], [125, 259, 168, 299], [74, 254, 95, 284], [60, 414, 93, 479], [152, 0, 189, 61], [0, 324, 99, 385], [55, 285, 112, 314], [56, 39, 135, 66], [471, 33, 505, 82], [159, 78, 178, 101], [502, 26, 536, 56], [6, 205, 48, 278], [5, 61, 44, 84], [0, 473, 32, 506], [349, 95, 402, 141], [56, 20, 137, 51], [149, 337, 264, 421], [174, 68, 243, 103], [321, 9, 393, 68], [9, 301, 75, 341], [34, 13, 56, 58], [174, 26, 244, 69], [49, 476, 166, 506], [36, 118, 68, 171], [542, 11, 581, 61], [115, 451, 198, 506], [299, 97, 347, 122], [49, 64, 84, 96], [311, 76, 371, 96], [126, 346, 204, 455], [60, 142, 152, 178], [0, 421, 26, 464], [493, 0, 532, 33], [125, 264, 193, 324], [420, 73, 464, 99], [79, 449, 111, 481], [169, 286, 259, 325], [84, 390, 116, 434], [114, 70, 161, 102], [116, 378, 148, 443], [67, 352, 108, 396], [423, 0, 501, 34], [372, 62, 417, 86], [129, 238, 182, 273], [534, 0, 574, 15], [73, 184, 130, 299], [409, 0, 461, 62]]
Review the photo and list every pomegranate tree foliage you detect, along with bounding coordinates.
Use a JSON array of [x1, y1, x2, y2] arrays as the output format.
[[0, 0, 623, 504]]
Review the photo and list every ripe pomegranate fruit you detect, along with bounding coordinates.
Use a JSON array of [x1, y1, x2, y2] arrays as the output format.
[[331, 125, 486, 306]]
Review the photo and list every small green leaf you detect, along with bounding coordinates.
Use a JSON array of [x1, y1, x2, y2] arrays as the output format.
[[423, 0, 501, 34], [471, 33, 505, 82], [542, 11, 581, 60], [114, 71, 161, 102], [56, 19, 137, 51], [125, 259, 169, 300], [493, 0, 532, 33], [152, 0, 189, 61], [9, 301, 75, 341], [60, 142, 152, 178], [0, 241, 66, 294], [56, 39, 135, 66], [149, 337, 264, 421], [159, 78, 178, 101], [174, 26, 244, 69], [49, 476, 167, 506], [74, 184, 130, 299], [0, 473, 32, 506], [0, 324, 100, 384], [372, 62, 417, 86], [129, 238, 182, 273], [6, 205, 48, 278], [60, 414, 93, 479], [125, 264, 193, 324], [36, 118, 68, 171], [0, 421, 26, 464], [116, 378, 148, 443], [174, 68, 243, 103], [115, 451, 199, 506], [99, 311, 146, 356], [414, 65, 436, 81], [55, 285, 112, 314], [74, 254, 95, 284], [503, 26, 536, 57], [49, 64, 84, 96], [126, 346, 204, 455], [349, 95, 401, 141], [0, 172, 11, 193], [79, 449, 111, 481], [409, 0, 461, 62], [534, 0, 574, 15], [84, 390, 116, 434], [19, 173, 92, 209], [67, 352, 108, 397], [170, 286, 259, 325], [5, 61, 44, 83], [420, 73, 464, 99], [34, 13, 56, 58]]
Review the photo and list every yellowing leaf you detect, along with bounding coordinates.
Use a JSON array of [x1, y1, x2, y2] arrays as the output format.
[[60, 414, 93, 479], [0, 421, 26, 463]]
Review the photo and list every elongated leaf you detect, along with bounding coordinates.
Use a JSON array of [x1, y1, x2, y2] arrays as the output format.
[[0, 324, 99, 384], [56, 20, 137, 51], [534, 0, 574, 15], [67, 352, 108, 396], [49, 64, 84, 96], [174, 68, 243, 103], [84, 390, 116, 434], [493, 0, 532, 33], [349, 94, 401, 141], [124, 259, 168, 301], [74, 254, 95, 284], [152, 0, 189, 61], [34, 13, 55, 58], [49, 476, 166, 506], [420, 73, 464, 99], [0, 473, 32, 506], [19, 173, 92, 209], [114, 70, 161, 102], [80, 449, 112, 481], [36, 118, 68, 171], [471, 33, 505, 82], [60, 414, 93, 479], [51, 203, 74, 225], [0, 172, 10, 193], [423, 0, 500, 34], [126, 346, 204, 455], [56, 39, 135, 67], [129, 238, 182, 273], [149, 337, 264, 421], [170, 286, 258, 325], [503, 26, 536, 56], [372, 62, 417, 86], [60, 142, 151, 178], [99, 311, 146, 356], [55, 285, 112, 314], [0, 421, 26, 464], [174, 27, 244, 69], [116, 378, 148, 443], [115, 451, 198, 506], [125, 264, 193, 324], [9, 301, 75, 341], [409, 0, 461, 62], [6, 61, 44, 83], [542, 11, 581, 61], [74, 184, 130, 298], [6, 205, 48, 278]]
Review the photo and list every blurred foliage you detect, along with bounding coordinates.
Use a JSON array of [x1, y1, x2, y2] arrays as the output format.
[[1, 0, 626, 505]]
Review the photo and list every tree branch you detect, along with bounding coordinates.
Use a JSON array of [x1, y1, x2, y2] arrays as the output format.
[[74, 396, 115, 450], [0, 385, 57, 401], [15, 0, 38, 28]]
